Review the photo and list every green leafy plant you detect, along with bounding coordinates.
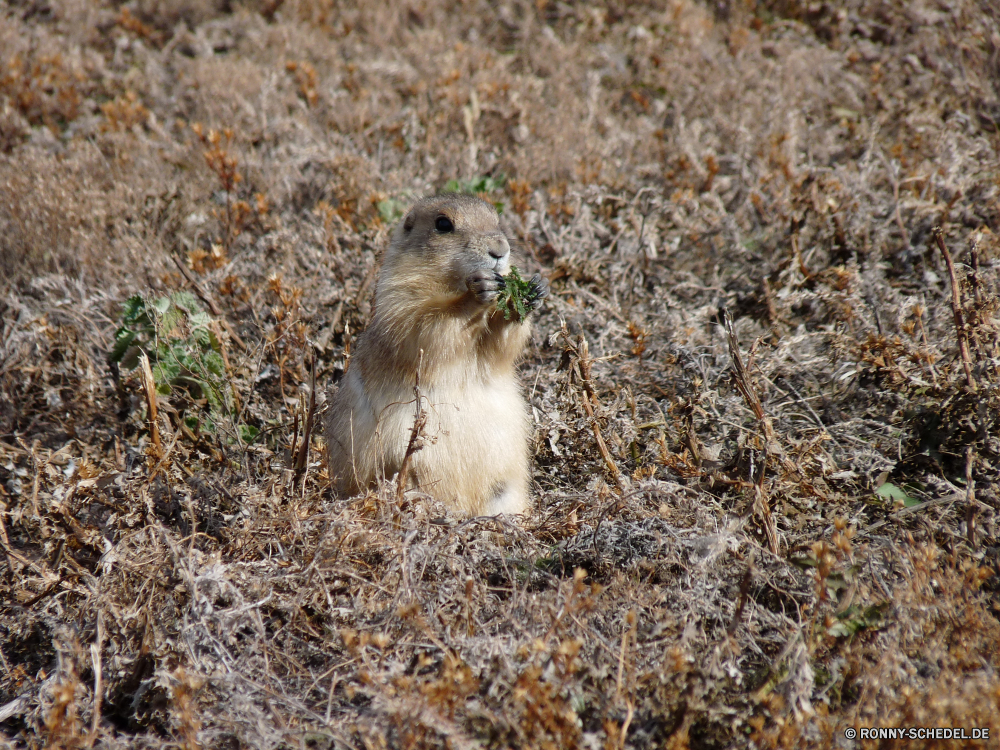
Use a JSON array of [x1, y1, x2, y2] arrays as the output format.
[[875, 481, 919, 507], [826, 602, 890, 638], [496, 266, 534, 321], [377, 197, 406, 224], [444, 174, 506, 213], [110, 291, 232, 426], [444, 173, 506, 194]]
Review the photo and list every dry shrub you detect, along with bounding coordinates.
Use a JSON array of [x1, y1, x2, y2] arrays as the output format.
[[101, 91, 150, 132], [0, 139, 181, 281], [126, 0, 233, 35], [0, 52, 85, 134], [752, 543, 1000, 748]]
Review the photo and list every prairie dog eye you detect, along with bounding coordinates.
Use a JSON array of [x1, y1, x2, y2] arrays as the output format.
[[435, 215, 454, 233]]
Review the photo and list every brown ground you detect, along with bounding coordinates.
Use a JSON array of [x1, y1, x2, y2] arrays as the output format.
[[2, 1, 1000, 748]]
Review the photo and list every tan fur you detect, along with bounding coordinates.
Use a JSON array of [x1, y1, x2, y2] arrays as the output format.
[[323, 195, 538, 515]]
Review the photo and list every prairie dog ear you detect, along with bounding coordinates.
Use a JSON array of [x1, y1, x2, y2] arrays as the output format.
[[403, 212, 416, 232]]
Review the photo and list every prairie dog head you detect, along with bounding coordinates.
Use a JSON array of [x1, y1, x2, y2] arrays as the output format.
[[381, 194, 511, 295]]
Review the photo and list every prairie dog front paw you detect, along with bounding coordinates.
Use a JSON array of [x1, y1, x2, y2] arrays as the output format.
[[467, 268, 506, 305], [525, 273, 549, 311]]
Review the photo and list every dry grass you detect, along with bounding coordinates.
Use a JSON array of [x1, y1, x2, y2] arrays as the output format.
[[2, 0, 1000, 747]]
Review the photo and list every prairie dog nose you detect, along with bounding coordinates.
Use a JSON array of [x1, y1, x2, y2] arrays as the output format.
[[488, 237, 510, 259]]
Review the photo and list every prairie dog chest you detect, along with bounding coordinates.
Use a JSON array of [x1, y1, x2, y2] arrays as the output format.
[[426, 375, 522, 431], [374, 373, 523, 443]]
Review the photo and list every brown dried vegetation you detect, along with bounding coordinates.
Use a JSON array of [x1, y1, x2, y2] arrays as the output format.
[[2, 0, 1000, 748]]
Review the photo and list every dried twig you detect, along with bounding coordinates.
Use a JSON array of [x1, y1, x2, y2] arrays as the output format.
[[791, 233, 813, 281], [396, 349, 427, 503], [87, 613, 104, 747], [576, 335, 622, 485], [21, 437, 41, 517], [293, 351, 317, 487], [965, 445, 977, 549], [724, 310, 779, 555], [614, 609, 636, 700], [728, 565, 753, 636], [138, 352, 162, 456], [618, 700, 635, 750], [934, 228, 976, 392], [888, 160, 910, 250]]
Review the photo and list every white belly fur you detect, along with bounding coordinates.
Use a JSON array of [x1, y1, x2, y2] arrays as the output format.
[[373, 376, 529, 515]]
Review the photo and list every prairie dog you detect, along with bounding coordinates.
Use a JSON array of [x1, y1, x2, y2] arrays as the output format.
[[323, 194, 548, 515]]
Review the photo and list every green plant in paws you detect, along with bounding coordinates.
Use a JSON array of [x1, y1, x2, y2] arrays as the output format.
[[496, 265, 547, 322], [110, 291, 232, 428]]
